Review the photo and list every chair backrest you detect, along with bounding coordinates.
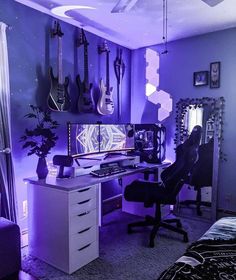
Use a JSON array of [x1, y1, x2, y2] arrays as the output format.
[[161, 125, 202, 197], [189, 138, 214, 188]]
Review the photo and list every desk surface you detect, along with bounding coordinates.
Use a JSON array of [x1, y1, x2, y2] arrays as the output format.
[[25, 161, 171, 192]]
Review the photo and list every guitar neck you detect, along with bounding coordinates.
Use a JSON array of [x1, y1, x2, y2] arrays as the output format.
[[58, 36, 63, 84], [84, 43, 89, 86], [106, 51, 110, 90]]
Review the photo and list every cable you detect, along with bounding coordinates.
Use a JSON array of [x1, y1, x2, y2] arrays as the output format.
[[161, 0, 168, 55]]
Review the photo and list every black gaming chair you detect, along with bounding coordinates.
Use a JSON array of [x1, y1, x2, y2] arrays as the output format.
[[183, 138, 214, 216], [124, 125, 202, 248]]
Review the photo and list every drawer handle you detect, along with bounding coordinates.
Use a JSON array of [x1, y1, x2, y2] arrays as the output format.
[[78, 227, 91, 234], [78, 199, 90, 205], [78, 188, 90, 193], [78, 211, 90, 217], [78, 243, 91, 251]]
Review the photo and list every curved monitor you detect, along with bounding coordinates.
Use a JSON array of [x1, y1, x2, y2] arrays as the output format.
[[68, 123, 100, 157], [99, 124, 135, 153], [68, 123, 135, 157]]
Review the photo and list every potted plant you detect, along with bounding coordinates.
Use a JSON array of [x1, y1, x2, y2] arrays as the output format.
[[20, 105, 59, 179]]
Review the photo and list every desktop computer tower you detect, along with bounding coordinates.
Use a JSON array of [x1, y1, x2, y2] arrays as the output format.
[[134, 124, 166, 163]]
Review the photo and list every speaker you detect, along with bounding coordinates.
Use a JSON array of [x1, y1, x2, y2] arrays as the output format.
[[53, 155, 73, 178], [134, 124, 166, 163]]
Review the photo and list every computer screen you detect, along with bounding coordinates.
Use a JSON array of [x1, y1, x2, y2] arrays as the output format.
[[99, 124, 135, 153], [68, 123, 100, 157]]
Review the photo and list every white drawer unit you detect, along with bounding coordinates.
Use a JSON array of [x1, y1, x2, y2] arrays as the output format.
[[27, 183, 99, 274], [70, 241, 98, 274], [69, 187, 96, 205], [70, 209, 97, 234], [70, 225, 97, 252], [70, 197, 97, 216]]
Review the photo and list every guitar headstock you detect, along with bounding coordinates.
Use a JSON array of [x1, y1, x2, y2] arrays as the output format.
[[117, 48, 123, 60], [98, 40, 110, 54], [77, 29, 89, 47], [51, 21, 64, 38]]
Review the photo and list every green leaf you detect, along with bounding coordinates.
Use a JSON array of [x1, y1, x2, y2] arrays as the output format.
[[24, 113, 37, 118], [22, 141, 37, 149], [19, 135, 27, 142]]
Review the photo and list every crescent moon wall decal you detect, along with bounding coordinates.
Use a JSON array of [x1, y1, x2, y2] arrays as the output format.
[[51, 5, 96, 18]]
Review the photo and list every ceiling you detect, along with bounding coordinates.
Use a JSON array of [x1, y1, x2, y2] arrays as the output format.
[[15, 0, 236, 49]]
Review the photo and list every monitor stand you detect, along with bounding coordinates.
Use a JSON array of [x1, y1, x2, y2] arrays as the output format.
[[103, 152, 126, 160], [77, 156, 102, 161], [76, 151, 107, 160]]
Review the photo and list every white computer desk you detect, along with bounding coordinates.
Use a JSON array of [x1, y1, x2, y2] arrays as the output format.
[[25, 158, 170, 274]]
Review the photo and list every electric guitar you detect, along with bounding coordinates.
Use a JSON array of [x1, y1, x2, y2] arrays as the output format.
[[76, 29, 95, 113], [48, 21, 71, 112], [97, 41, 114, 115]]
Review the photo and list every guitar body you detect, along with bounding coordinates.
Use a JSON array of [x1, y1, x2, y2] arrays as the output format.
[[97, 78, 114, 115], [48, 22, 71, 112], [48, 67, 71, 112], [76, 74, 95, 113]]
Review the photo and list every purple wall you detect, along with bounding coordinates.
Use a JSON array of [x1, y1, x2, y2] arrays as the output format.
[[131, 28, 236, 212], [0, 0, 131, 227]]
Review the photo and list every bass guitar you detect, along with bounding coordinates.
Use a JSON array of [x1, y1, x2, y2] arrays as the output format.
[[76, 29, 95, 113], [97, 41, 114, 115], [48, 21, 71, 112]]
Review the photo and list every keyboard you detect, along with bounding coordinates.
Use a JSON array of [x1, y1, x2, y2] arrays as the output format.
[[90, 166, 126, 177]]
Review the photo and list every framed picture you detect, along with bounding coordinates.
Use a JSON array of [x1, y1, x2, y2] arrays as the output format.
[[210, 61, 220, 88], [193, 71, 209, 87]]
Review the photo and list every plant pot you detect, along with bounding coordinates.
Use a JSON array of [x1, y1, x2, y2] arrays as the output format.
[[36, 157, 48, 180]]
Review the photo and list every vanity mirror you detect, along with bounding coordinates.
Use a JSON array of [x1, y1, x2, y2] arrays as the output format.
[[174, 97, 225, 220]]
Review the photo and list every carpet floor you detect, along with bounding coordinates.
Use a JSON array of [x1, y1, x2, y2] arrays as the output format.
[[22, 210, 211, 280]]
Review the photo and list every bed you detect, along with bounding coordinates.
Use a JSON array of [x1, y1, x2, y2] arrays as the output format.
[[158, 217, 236, 280]]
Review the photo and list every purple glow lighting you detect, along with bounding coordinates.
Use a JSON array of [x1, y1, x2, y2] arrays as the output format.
[[145, 48, 160, 68], [147, 90, 173, 121], [159, 106, 171, 122], [147, 90, 158, 105], [145, 83, 156, 97], [146, 67, 160, 87], [145, 48, 172, 121]]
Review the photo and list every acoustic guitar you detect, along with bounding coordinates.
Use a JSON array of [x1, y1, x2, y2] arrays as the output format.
[[97, 41, 114, 115], [76, 29, 95, 113], [48, 21, 71, 112]]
